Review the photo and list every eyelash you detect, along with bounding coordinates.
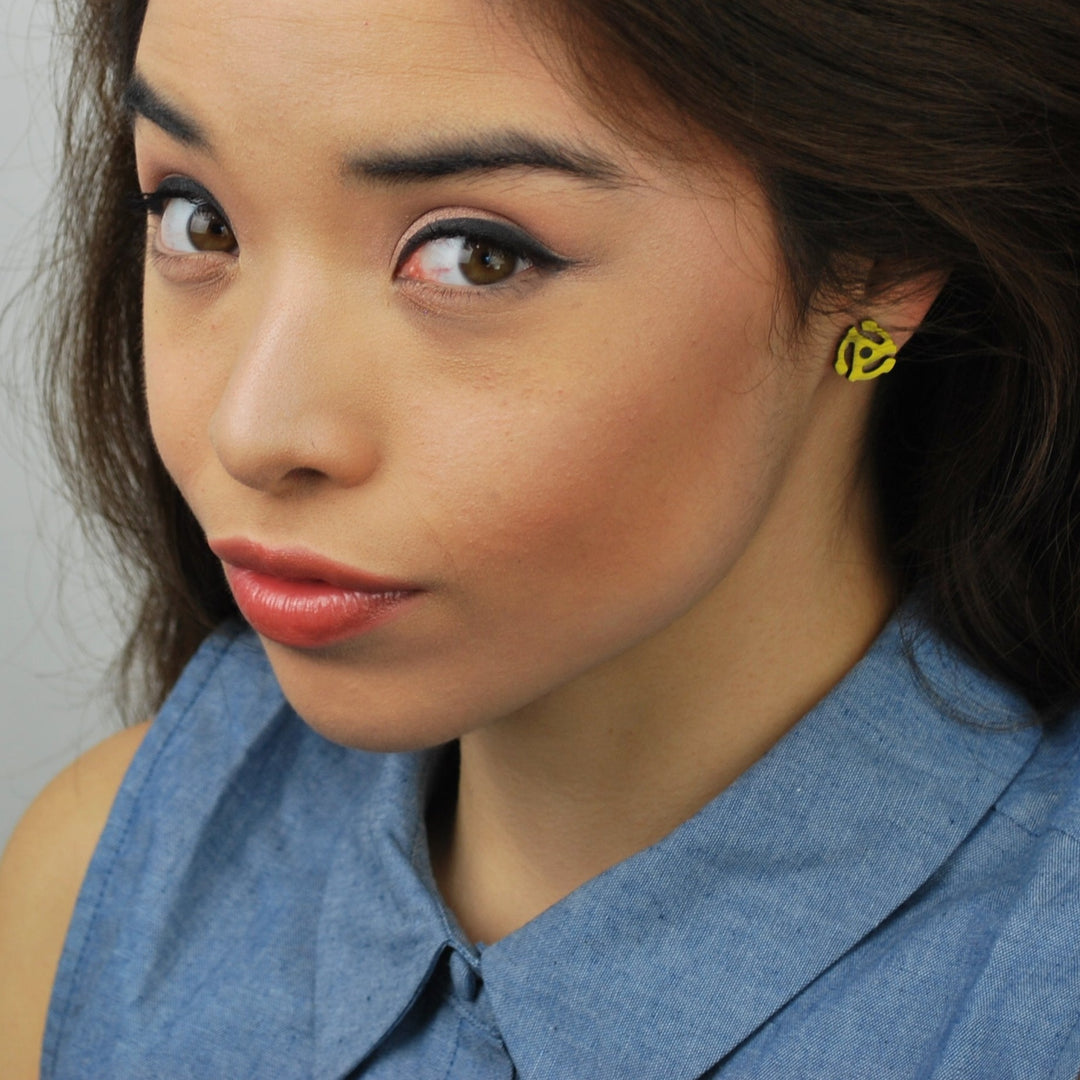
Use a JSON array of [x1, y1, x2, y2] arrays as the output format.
[[130, 180, 574, 294], [131, 178, 226, 224], [396, 217, 571, 276]]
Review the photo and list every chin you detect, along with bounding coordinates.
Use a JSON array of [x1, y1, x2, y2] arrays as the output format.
[[297, 705, 461, 755], [257, 636, 487, 753]]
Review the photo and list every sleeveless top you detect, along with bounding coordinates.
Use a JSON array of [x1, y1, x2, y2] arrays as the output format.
[[43, 613, 1080, 1079]]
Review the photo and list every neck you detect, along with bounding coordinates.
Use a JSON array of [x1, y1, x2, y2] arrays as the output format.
[[429, 414, 895, 945]]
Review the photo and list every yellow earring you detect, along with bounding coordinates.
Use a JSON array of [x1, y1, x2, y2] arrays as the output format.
[[834, 319, 897, 381]]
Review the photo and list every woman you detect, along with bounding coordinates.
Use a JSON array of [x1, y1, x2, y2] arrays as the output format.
[[1, 0, 1078, 1075]]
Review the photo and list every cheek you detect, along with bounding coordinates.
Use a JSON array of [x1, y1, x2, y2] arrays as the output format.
[[142, 282, 230, 500], [414, 316, 790, 643]]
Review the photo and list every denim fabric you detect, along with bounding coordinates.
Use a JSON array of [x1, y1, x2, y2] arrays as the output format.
[[43, 612, 1080, 1079]]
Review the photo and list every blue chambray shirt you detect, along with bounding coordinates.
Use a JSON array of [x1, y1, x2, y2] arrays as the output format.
[[43, 611, 1080, 1078]]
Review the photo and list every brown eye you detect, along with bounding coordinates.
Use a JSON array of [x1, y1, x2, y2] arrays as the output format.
[[187, 205, 236, 252], [158, 196, 237, 255], [459, 240, 519, 285], [395, 219, 568, 290]]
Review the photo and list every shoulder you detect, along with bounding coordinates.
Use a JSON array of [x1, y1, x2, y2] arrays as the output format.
[[0, 721, 150, 1080]]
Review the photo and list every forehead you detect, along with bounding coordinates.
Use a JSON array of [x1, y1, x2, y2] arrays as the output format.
[[136, 0, 614, 154]]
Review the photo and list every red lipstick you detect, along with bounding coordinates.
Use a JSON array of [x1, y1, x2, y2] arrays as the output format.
[[211, 538, 419, 649]]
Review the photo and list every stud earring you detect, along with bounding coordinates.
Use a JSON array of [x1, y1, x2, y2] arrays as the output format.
[[834, 319, 897, 381]]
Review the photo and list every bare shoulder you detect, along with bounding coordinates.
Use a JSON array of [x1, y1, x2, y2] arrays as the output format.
[[0, 720, 151, 1080]]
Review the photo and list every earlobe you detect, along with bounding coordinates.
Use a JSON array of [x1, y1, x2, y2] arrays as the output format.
[[833, 271, 947, 382]]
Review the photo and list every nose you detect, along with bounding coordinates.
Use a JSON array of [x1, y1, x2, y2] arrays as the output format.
[[209, 273, 381, 494]]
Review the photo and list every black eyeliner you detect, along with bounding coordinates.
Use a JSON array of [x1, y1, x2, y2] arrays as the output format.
[[397, 216, 573, 271], [128, 177, 228, 222]]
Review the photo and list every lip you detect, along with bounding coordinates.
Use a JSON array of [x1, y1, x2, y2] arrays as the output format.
[[210, 538, 420, 649]]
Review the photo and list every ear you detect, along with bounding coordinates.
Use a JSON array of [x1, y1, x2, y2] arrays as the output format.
[[858, 269, 948, 352]]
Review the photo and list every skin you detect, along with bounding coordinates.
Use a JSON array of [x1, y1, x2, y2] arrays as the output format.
[[0, 722, 149, 1080], [0, 2, 942, 1069]]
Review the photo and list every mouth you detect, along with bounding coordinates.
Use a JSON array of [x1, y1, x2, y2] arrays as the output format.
[[210, 537, 421, 649]]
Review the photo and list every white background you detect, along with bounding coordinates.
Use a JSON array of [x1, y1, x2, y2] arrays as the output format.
[[0, 0, 124, 852]]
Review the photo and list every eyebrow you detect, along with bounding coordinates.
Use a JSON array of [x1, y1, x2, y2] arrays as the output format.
[[122, 72, 210, 150], [122, 71, 626, 187], [346, 133, 625, 187]]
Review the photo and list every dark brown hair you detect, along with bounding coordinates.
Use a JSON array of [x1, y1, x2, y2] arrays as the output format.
[[41, 0, 1080, 719]]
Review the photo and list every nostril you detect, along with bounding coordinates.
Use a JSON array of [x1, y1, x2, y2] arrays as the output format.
[[289, 466, 327, 483], [277, 465, 331, 492]]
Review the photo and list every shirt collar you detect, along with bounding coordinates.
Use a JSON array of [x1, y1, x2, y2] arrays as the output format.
[[316, 608, 1042, 1080], [314, 748, 460, 1078]]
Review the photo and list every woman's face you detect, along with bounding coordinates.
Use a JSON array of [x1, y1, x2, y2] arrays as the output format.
[[135, 0, 853, 748]]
